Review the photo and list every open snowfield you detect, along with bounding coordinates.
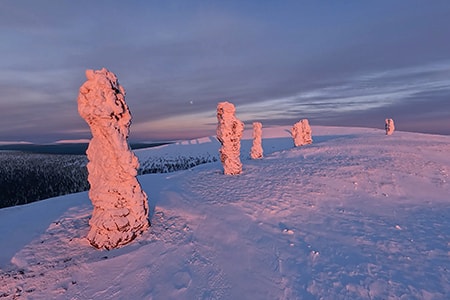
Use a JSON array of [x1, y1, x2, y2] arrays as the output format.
[[0, 126, 449, 299]]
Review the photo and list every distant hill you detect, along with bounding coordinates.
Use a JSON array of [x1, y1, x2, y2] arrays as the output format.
[[0, 142, 170, 155]]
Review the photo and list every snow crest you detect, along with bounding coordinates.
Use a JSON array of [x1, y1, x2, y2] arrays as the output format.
[[216, 101, 244, 175], [77, 68, 149, 249]]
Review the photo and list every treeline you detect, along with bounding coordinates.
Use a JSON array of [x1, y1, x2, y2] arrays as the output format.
[[1, 152, 218, 209], [0, 152, 89, 208], [139, 154, 218, 174]]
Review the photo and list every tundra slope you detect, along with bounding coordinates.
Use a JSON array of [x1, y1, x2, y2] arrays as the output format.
[[0, 126, 449, 299]]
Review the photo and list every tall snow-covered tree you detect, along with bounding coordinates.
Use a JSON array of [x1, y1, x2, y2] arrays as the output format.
[[78, 68, 149, 249], [385, 118, 395, 135], [250, 122, 263, 159], [216, 101, 244, 175]]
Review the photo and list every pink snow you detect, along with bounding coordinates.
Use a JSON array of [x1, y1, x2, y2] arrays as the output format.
[[1, 126, 450, 299]]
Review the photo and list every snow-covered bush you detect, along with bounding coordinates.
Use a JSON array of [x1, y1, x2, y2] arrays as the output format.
[[216, 101, 244, 175], [292, 119, 313, 147], [385, 118, 395, 135], [250, 122, 263, 159], [78, 68, 149, 249]]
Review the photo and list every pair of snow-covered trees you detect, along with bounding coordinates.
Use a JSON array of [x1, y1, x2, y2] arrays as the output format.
[[292, 119, 313, 147]]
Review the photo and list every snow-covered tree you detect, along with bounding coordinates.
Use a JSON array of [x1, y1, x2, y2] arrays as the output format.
[[292, 119, 313, 147], [216, 101, 244, 175], [78, 68, 149, 249], [385, 118, 395, 135], [250, 122, 263, 159]]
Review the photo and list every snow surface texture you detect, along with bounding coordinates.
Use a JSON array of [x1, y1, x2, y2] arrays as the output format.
[[386, 118, 395, 135], [292, 119, 313, 147], [1, 126, 450, 299], [216, 101, 244, 175], [77, 68, 149, 249], [250, 122, 263, 159]]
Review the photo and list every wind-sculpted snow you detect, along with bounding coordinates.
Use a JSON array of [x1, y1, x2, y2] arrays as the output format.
[[78, 68, 149, 249], [1, 126, 449, 299]]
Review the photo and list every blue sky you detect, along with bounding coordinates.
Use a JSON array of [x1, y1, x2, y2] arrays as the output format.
[[1, 1, 450, 143]]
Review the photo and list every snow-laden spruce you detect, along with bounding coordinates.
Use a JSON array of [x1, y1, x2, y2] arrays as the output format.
[[250, 122, 263, 159], [385, 118, 395, 135], [216, 101, 244, 175], [292, 119, 313, 147], [77, 68, 149, 249]]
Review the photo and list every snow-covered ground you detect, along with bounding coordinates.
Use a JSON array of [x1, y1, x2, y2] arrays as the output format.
[[1, 126, 449, 299]]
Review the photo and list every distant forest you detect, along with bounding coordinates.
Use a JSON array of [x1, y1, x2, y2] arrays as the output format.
[[0, 143, 217, 209], [0, 152, 89, 208]]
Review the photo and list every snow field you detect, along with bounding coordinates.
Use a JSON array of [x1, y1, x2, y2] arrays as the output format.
[[1, 126, 449, 299]]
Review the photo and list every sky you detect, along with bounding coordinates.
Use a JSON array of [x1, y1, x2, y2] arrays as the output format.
[[1, 0, 450, 143]]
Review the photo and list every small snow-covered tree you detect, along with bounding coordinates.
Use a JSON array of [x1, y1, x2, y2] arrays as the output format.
[[250, 122, 263, 159], [385, 118, 395, 135], [78, 68, 149, 249], [216, 101, 244, 175], [292, 119, 313, 147]]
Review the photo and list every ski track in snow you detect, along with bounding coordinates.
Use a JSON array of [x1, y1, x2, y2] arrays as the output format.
[[1, 126, 449, 299]]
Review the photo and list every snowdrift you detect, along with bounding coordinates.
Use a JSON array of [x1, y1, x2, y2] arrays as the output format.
[[1, 126, 449, 299]]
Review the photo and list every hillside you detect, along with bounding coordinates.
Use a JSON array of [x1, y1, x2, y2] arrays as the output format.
[[1, 126, 449, 299]]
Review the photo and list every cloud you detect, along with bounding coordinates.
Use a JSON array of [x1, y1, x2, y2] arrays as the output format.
[[1, 1, 450, 142], [228, 60, 450, 134]]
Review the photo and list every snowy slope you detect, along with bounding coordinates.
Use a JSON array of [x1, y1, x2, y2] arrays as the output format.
[[1, 126, 449, 299]]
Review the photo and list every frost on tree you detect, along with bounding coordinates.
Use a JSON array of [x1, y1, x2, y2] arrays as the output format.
[[250, 122, 263, 159], [77, 68, 149, 250], [292, 119, 313, 147], [385, 118, 395, 135], [216, 101, 244, 175]]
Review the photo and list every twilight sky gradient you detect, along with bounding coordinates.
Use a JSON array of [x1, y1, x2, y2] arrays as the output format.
[[1, 1, 450, 143]]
